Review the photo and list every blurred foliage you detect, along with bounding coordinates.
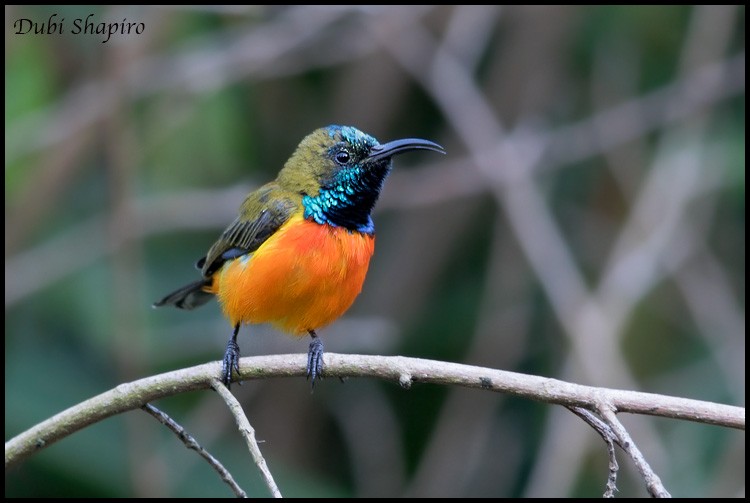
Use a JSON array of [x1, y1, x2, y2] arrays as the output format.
[[5, 5, 745, 498]]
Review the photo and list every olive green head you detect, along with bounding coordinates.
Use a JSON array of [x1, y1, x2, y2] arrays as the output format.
[[278, 125, 444, 233]]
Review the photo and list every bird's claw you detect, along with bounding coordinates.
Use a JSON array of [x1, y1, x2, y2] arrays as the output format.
[[222, 339, 241, 388], [306, 337, 325, 387]]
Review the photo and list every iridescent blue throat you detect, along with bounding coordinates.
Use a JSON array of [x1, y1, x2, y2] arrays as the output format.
[[302, 162, 389, 235], [303, 189, 374, 234]]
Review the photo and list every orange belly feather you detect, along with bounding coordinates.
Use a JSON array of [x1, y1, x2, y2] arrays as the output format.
[[210, 213, 375, 335]]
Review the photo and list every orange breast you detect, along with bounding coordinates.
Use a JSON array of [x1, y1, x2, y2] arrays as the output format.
[[212, 213, 375, 335]]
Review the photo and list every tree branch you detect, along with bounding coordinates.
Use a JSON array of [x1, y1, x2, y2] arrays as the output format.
[[211, 380, 282, 498], [598, 405, 672, 498], [566, 406, 620, 497], [5, 354, 744, 475], [141, 404, 247, 498]]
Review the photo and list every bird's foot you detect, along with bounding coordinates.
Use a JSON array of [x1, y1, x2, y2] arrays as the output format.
[[222, 338, 241, 388], [306, 337, 325, 387]]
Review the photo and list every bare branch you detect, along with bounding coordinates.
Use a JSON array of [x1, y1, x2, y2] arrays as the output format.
[[5, 354, 744, 472], [210, 380, 282, 498], [598, 406, 672, 498], [141, 404, 247, 498], [604, 433, 619, 499], [567, 407, 620, 497]]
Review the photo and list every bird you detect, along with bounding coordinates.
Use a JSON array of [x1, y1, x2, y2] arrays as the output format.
[[154, 125, 445, 388]]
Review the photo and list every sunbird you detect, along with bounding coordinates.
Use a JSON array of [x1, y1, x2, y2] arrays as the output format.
[[154, 125, 445, 387]]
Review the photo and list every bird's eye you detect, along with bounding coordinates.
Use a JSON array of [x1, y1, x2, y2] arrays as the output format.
[[334, 150, 351, 165]]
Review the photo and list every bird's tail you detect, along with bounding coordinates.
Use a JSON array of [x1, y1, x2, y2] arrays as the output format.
[[153, 279, 214, 310]]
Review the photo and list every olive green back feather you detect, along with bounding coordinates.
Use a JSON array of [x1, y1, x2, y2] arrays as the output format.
[[198, 129, 348, 277], [199, 182, 300, 277]]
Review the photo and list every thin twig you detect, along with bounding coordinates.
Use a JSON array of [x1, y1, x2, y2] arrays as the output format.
[[210, 380, 282, 498], [567, 407, 619, 498], [604, 434, 619, 498], [5, 353, 744, 472], [141, 404, 247, 498], [598, 405, 672, 498]]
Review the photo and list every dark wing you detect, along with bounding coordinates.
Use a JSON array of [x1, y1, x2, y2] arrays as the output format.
[[199, 184, 298, 277]]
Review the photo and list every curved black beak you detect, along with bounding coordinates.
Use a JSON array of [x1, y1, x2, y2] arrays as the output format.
[[367, 138, 445, 163]]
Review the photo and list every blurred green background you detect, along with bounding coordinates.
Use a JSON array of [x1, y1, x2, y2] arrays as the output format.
[[5, 5, 745, 497]]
